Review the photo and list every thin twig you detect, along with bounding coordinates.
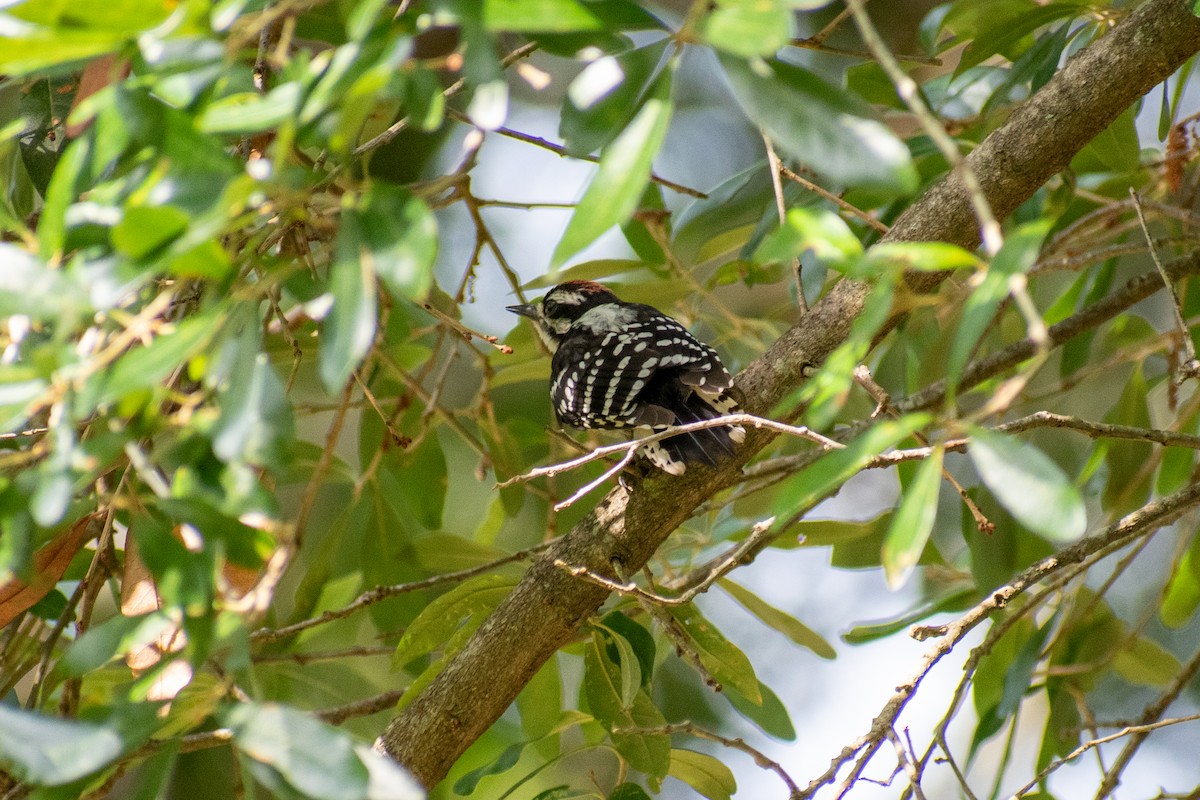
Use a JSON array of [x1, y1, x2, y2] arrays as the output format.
[[789, 37, 942, 66], [555, 516, 776, 605], [798, 479, 1200, 800], [353, 42, 539, 156], [780, 166, 890, 234], [1013, 712, 1200, 798], [315, 690, 407, 725], [249, 540, 554, 644], [421, 302, 513, 354], [552, 449, 635, 511], [464, 114, 707, 199], [845, 0, 1002, 255], [765, 134, 809, 312], [498, 414, 839, 488], [1129, 188, 1200, 381]]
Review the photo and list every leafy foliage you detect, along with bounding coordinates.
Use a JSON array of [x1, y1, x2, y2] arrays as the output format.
[[0, 0, 1198, 798]]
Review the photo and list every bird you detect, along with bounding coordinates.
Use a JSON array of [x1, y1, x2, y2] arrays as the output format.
[[507, 280, 745, 475]]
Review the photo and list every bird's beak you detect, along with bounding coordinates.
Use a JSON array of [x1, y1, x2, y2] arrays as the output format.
[[506, 303, 538, 319]]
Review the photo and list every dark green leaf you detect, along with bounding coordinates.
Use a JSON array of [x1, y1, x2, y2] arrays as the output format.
[[718, 55, 916, 192], [667, 603, 759, 701], [609, 783, 653, 800], [969, 613, 1055, 758], [600, 610, 657, 687], [583, 634, 670, 778], [1102, 365, 1153, 515], [453, 741, 524, 795]]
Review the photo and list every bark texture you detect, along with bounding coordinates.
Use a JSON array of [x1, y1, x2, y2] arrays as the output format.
[[379, 0, 1200, 787]]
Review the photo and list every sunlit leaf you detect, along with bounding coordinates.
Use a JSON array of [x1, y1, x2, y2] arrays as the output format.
[[968, 426, 1086, 543], [882, 445, 943, 588], [226, 703, 369, 800], [668, 749, 736, 800], [552, 69, 673, 266]]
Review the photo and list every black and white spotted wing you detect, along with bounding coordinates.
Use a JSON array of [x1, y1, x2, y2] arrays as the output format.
[[549, 307, 731, 430]]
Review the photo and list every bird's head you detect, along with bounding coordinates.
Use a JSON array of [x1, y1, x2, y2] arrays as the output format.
[[507, 280, 620, 351]]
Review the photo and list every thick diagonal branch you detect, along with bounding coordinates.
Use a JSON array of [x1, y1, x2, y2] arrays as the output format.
[[377, 0, 1200, 787]]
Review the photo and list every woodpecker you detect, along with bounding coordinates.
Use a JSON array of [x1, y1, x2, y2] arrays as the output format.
[[507, 280, 744, 475]]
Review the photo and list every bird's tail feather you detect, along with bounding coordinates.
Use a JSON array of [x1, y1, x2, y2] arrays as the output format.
[[645, 390, 743, 472]]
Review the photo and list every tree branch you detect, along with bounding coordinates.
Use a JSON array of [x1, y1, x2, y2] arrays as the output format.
[[376, 0, 1200, 787]]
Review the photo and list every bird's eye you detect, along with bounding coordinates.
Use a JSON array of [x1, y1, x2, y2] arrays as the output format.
[[542, 299, 558, 315]]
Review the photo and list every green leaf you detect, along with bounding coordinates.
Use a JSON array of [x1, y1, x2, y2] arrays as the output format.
[[703, 0, 792, 57], [1075, 106, 1140, 173], [0, 705, 127, 785], [946, 221, 1052, 395], [226, 703, 369, 800], [774, 415, 930, 515], [96, 311, 219, 407], [552, 69, 673, 266], [0, 244, 88, 322], [392, 573, 516, 667], [583, 635, 670, 778], [213, 351, 293, 468], [595, 621, 642, 709], [357, 185, 438, 303], [1161, 530, 1200, 628], [667, 603, 760, 702], [723, 679, 795, 740], [517, 658, 563, 741], [1102, 365, 1153, 515], [970, 613, 1055, 758], [320, 197, 379, 392], [58, 612, 174, 678], [882, 445, 944, 589], [968, 426, 1086, 543], [955, 4, 1080, 75], [991, 219, 1053, 276], [669, 749, 736, 800], [600, 610, 656, 688], [843, 583, 977, 643], [718, 55, 916, 192], [609, 784, 653, 800], [862, 242, 981, 274], [454, 741, 524, 795], [481, 0, 605, 31], [0, 31, 124, 77], [198, 83, 303, 135], [754, 207, 862, 271], [718, 579, 835, 659], [1114, 635, 1183, 688], [560, 39, 669, 156]]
